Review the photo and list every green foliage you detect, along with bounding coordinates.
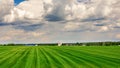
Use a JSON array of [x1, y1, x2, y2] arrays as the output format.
[[0, 41, 120, 46]]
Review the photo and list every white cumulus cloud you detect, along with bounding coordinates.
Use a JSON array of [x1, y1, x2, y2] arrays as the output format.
[[0, 0, 120, 43]]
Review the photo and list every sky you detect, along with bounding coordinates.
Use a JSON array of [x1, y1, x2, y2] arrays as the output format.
[[0, 0, 120, 43], [14, 0, 25, 5]]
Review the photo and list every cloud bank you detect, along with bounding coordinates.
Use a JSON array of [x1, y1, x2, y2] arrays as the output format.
[[0, 0, 120, 43]]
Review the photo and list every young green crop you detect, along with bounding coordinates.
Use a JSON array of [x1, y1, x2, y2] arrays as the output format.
[[0, 46, 120, 68]]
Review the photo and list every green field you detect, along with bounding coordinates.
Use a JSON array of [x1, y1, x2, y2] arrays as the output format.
[[0, 46, 120, 68]]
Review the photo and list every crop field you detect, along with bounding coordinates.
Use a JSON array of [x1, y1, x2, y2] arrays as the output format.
[[0, 46, 120, 68]]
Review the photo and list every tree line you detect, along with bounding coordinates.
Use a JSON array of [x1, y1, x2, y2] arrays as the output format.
[[0, 41, 120, 46]]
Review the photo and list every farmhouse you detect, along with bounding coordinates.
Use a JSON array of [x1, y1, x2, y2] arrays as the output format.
[[35, 44, 38, 46], [58, 42, 62, 46]]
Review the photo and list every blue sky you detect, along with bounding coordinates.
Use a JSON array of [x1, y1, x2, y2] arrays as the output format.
[[14, 0, 25, 5], [0, 0, 120, 43]]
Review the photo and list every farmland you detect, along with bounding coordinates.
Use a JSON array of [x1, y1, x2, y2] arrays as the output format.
[[0, 46, 120, 68]]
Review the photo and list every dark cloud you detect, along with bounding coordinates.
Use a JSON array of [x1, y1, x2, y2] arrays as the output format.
[[45, 14, 64, 22], [113, 26, 120, 28], [0, 21, 44, 31], [77, 0, 91, 4], [94, 23, 106, 26], [0, 22, 9, 26], [45, 1, 65, 22], [14, 23, 44, 31], [81, 17, 106, 22]]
